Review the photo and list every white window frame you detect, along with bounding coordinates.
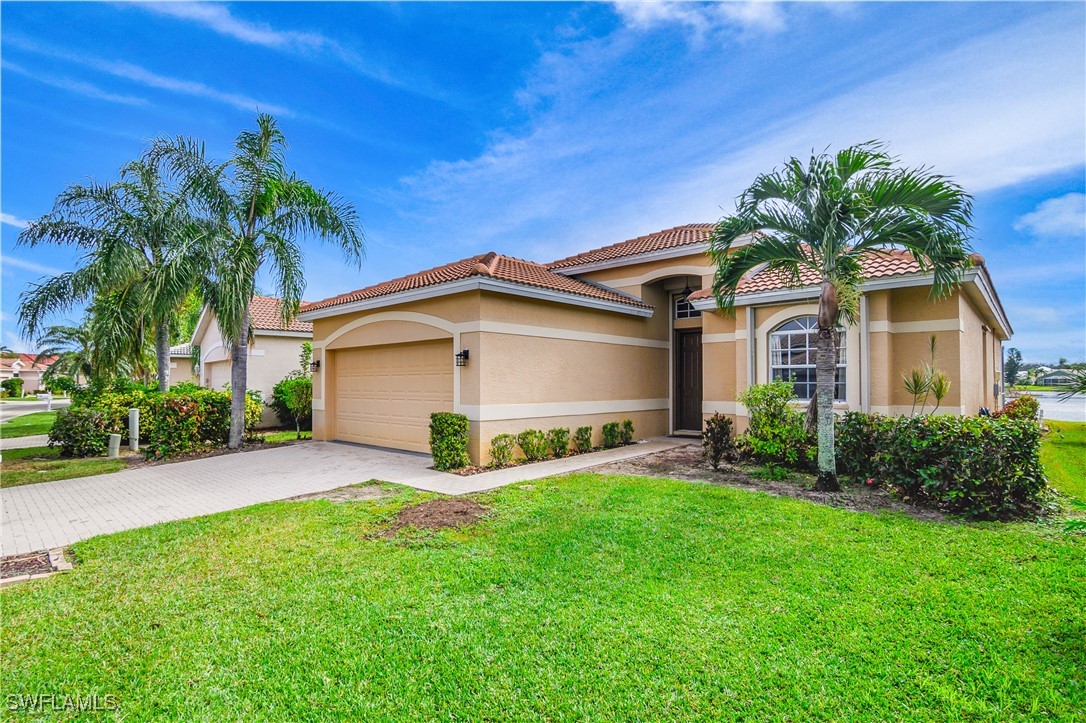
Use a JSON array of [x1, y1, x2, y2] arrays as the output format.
[[673, 293, 701, 320], [769, 316, 846, 401]]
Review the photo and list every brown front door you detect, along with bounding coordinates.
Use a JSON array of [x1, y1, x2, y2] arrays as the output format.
[[676, 331, 703, 431]]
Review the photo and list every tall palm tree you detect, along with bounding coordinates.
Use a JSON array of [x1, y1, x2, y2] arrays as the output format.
[[709, 143, 974, 490], [150, 114, 364, 448], [17, 158, 201, 390]]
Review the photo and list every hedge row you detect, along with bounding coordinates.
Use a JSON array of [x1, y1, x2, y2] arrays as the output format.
[[836, 412, 1046, 520], [50, 383, 263, 460]]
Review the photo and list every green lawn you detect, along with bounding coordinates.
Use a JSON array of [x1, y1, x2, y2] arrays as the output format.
[[260, 429, 312, 444], [0, 411, 57, 438], [1042, 421, 1086, 503], [2, 474, 1081, 720], [0, 446, 128, 488]]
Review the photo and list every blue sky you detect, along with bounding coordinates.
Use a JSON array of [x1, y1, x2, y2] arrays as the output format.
[[2, 1, 1084, 362]]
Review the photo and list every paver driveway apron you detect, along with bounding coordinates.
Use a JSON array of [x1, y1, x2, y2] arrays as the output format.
[[1, 438, 689, 556]]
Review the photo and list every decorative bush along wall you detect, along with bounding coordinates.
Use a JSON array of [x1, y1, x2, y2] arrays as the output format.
[[702, 414, 735, 470], [574, 426, 593, 453], [547, 427, 571, 458], [429, 412, 471, 471], [489, 434, 516, 468], [516, 430, 549, 462]]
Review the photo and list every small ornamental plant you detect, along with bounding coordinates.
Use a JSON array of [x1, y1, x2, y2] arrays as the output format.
[[489, 434, 516, 468], [574, 426, 593, 453], [517, 429, 549, 462], [547, 427, 571, 458], [702, 414, 735, 470], [602, 422, 622, 449], [620, 419, 635, 445]]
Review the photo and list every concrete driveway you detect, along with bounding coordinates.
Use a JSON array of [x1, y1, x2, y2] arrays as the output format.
[[0, 398, 70, 422], [1, 438, 688, 556]]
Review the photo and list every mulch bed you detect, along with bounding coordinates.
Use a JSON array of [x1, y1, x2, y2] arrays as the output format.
[[382, 498, 488, 536], [444, 445, 638, 476], [1, 550, 53, 579], [126, 437, 312, 469], [589, 444, 950, 523]]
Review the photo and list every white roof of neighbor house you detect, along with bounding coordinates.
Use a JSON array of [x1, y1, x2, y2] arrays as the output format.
[[169, 344, 194, 357]]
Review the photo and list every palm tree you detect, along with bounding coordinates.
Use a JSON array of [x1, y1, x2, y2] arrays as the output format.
[[17, 158, 201, 390], [708, 143, 974, 490], [34, 320, 99, 383], [150, 114, 364, 448]]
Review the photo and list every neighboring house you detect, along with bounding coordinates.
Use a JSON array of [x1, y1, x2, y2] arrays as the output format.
[[1036, 369, 1075, 386], [167, 344, 198, 386], [0, 354, 58, 394], [191, 295, 313, 425], [298, 224, 1012, 464]]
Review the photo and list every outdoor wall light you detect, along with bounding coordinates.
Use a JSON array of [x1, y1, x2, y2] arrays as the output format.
[[455, 349, 469, 367], [310, 359, 321, 372]]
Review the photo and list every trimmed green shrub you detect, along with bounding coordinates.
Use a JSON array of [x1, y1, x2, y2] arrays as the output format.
[[547, 427, 571, 458], [574, 426, 593, 453], [2, 378, 24, 397], [143, 390, 232, 460], [602, 422, 622, 449], [995, 395, 1040, 421], [620, 419, 635, 445], [702, 413, 735, 470], [489, 434, 516, 468], [517, 429, 549, 462], [737, 380, 813, 469], [272, 376, 313, 439], [45, 375, 78, 395], [838, 412, 1046, 520], [429, 412, 470, 471], [49, 407, 109, 458], [836, 411, 889, 479]]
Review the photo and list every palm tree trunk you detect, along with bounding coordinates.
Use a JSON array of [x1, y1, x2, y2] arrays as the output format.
[[155, 320, 171, 392], [228, 308, 250, 449], [815, 281, 841, 491]]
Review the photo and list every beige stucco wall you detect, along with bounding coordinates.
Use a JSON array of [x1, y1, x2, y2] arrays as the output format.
[[168, 357, 197, 386], [193, 311, 312, 426]]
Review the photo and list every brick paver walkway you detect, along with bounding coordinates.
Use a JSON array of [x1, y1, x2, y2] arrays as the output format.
[[1, 438, 689, 556]]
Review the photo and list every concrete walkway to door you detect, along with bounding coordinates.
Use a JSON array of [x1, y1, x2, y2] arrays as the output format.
[[1, 437, 691, 556]]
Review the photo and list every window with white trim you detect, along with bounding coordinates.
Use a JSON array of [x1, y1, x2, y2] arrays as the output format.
[[674, 293, 701, 319], [769, 316, 846, 401]]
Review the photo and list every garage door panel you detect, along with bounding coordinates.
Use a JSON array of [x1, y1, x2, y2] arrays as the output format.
[[334, 339, 453, 453]]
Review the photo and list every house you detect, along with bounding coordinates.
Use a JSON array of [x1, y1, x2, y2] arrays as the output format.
[[0, 354, 58, 394], [1036, 369, 1075, 386], [167, 344, 198, 386], [190, 295, 313, 424], [298, 224, 1012, 465]]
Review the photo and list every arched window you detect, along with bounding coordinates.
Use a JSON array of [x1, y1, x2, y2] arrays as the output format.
[[769, 316, 846, 401]]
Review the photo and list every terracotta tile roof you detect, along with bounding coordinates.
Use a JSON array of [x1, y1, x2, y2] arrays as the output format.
[[687, 248, 941, 300], [249, 295, 313, 333], [547, 224, 715, 270], [302, 252, 651, 313], [0, 354, 56, 371]]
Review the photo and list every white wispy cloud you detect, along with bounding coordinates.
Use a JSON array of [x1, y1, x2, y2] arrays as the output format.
[[133, 2, 439, 100], [1, 255, 65, 276], [5, 35, 293, 117], [138, 2, 328, 50], [395, 7, 1085, 263], [1014, 192, 1086, 238], [3, 60, 148, 106], [612, 1, 786, 37], [1, 213, 29, 230]]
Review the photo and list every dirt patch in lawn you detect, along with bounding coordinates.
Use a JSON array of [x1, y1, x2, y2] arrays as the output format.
[[1, 550, 53, 579], [383, 498, 488, 536], [289, 485, 391, 503], [589, 444, 950, 523]]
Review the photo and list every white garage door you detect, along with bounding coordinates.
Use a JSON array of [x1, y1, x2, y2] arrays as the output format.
[[334, 339, 454, 453], [207, 361, 231, 392]]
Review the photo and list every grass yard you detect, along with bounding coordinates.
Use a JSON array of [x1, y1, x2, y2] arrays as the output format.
[[1042, 421, 1086, 503], [0, 411, 57, 438], [1, 474, 1082, 720], [260, 429, 312, 444], [0, 446, 128, 488]]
